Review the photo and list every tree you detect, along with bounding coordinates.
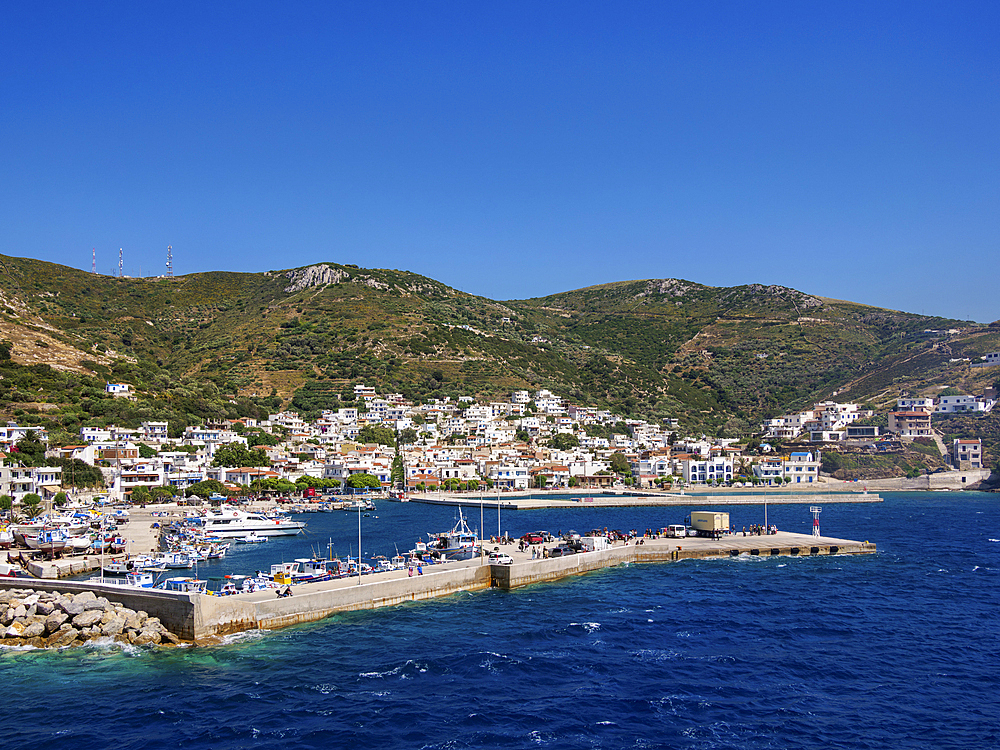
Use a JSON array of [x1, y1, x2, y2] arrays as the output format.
[[397, 428, 417, 446], [467, 479, 480, 491], [22, 493, 42, 518], [549, 433, 579, 450], [609, 452, 631, 475], [185, 479, 228, 498], [391, 455, 405, 486], [150, 486, 176, 500], [131, 485, 152, 503], [356, 424, 395, 447], [534, 474, 547, 489], [53, 491, 68, 507], [345, 472, 381, 490], [211, 444, 270, 468], [0, 494, 11, 517], [54, 458, 105, 489], [515, 429, 531, 443], [137, 443, 157, 459], [247, 430, 280, 448], [13, 433, 46, 466], [274, 478, 297, 494], [568, 476, 579, 488]]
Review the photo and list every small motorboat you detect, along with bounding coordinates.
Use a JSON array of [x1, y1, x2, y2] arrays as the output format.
[[236, 530, 268, 544]]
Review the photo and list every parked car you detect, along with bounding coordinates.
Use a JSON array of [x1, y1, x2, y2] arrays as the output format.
[[520, 532, 544, 544], [488, 552, 514, 565], [547, 546, 577, 558]]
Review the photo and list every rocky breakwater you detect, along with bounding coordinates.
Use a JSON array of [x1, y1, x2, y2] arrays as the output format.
[[1, 588, 183, 648]]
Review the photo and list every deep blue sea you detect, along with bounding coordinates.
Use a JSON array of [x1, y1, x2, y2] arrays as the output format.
[[3, 493, 999, 749]]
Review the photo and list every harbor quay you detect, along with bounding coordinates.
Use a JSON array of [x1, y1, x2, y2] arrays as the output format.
[[0, 530, 875, 643], [406, 489, 883, 510]]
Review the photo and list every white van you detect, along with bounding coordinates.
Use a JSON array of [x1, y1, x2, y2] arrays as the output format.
[[665, 525, 687, 538]]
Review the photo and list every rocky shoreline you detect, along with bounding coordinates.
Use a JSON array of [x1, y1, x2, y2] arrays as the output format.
[[1, 587, 183, 648]]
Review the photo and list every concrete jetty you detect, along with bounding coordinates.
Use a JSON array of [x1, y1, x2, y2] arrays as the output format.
[[406, 489, 882, 509], [0, 530, 875, 643]]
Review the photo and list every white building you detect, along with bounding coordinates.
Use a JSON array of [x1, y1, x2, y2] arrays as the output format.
[[898, 397, 935, 413], [936, 395, 992, 413]]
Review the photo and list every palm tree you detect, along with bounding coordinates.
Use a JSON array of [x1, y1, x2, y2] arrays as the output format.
[[23, 493, 43, 519]]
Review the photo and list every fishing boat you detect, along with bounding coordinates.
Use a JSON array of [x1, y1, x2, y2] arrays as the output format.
[[0, 562, 29, 578], [0, 527, 13, 549], [346, 498, 377, 512], [102, 559, 132, 576], [269, 558, 338, 584], [88, 571, 158, 588], [424, 509, 479, 561], [154, 551, 193, 569], [158, 577, 208, 593], [65, 535, 95, 554], [27, 528, 68, 558]]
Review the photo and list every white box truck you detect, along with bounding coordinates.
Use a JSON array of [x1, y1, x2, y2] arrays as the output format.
[[689, 512, 730, 537], [579, 536, 609, 552]]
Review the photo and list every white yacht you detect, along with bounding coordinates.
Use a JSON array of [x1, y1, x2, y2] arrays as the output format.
[[192, 508, 305, 538]]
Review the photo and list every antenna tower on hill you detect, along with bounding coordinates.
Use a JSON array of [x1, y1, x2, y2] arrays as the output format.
[[119, 248, 123, 278], [166, 245, 173, 277], [92, 247, 96, 274]]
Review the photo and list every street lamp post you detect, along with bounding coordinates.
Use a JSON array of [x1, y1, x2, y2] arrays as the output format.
[[357, 499, 362, 586]]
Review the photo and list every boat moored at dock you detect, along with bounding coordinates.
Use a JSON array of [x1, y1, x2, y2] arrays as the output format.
[[190, 508, 306, 538]]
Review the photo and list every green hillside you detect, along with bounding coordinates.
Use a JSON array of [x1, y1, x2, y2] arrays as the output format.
[[0, 253, 996, 446]]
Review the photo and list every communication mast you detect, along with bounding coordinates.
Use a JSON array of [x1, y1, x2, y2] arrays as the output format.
[[92, 247, 96, 274], [166, 245, 173, 277], [810, 506, 822, 537], [118, 248, 123, 278]]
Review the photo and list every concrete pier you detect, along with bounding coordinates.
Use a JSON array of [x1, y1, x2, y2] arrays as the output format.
[[0, 530, 875, 643], [407, 490, 882, 509]]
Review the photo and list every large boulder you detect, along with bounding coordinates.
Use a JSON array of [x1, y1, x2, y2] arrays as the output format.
[[73, 591, 97, 604], [4, 621, 25, 638], [101, 617, 125, 637], [44, 611, 69, 634], [0, 608, 13, 627], [35, 600, 55, 617], [21, 621, 45, 639], [60, 599, 86, 617], [71, 610, 103, 629], [83, 597, 108, 612], [133, 630, 161, 646], [47, 627, 80, 647], [124, 612, 145, 631]]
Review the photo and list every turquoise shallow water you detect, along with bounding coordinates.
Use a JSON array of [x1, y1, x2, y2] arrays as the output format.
[[3, 493, 999, 749]]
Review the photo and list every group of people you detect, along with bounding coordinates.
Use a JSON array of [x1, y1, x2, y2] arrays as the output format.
[[741, 524, 777, 536]]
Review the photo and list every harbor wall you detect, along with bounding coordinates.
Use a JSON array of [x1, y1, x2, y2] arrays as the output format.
[[2, 535, 875, 643], [195, 563, 492, 639], [489, 538, 874, 589]]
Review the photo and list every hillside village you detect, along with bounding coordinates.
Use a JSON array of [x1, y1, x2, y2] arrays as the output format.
[[1, 367, 997, 505]]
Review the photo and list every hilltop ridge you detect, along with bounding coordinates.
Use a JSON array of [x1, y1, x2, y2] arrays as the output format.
[[0, 253, 997, 445]]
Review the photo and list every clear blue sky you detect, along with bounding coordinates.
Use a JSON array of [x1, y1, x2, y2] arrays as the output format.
[[2, 2, 997, 321]]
